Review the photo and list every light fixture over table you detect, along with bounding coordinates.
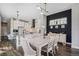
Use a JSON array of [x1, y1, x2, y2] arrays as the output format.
[[37, 3, 48, 15]]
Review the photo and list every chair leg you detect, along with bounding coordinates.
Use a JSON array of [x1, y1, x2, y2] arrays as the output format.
[[53, 49, 55, 55], [52, 50, 54, 56], [54, 46, 58, 55], [47, 51, 49, 56], [36, 51, 38, 56]]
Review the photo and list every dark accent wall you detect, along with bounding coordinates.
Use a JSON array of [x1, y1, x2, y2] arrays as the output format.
[[46, 9, 71, 43]]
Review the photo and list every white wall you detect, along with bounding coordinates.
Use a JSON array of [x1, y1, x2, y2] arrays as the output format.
[[0, 17, 1, 41], [72, 4, 79, 49], [38, 14, 46, 34], [42, 15, 46, 34], [10, 18, 14, 35]]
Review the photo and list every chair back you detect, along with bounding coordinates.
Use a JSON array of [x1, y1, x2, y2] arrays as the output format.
[[47, 35, 55, 52], [48, 41, 54, 48], [47, 41, 54, 52], [59, 33, 66, 43], [20, 37, 36, 56]]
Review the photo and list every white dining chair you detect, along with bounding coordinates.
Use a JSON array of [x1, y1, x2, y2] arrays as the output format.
[[20, 37, 37, 56], [42, 41, 54, 56], [41, 34, 55, 56], [53, 34, 59, 54], [59, 33, 66, 45]]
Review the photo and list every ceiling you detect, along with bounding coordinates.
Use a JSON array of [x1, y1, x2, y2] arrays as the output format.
[[0, 3, 74, 21]]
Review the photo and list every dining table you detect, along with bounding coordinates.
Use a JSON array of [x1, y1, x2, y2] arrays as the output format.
[[27, 35, 49, 56]]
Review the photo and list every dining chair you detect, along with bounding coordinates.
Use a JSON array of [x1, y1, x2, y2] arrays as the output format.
[[20, 37, 37, 56], [41, 41, 54, 56], [59, 33, 66, 45], [53, 34, 59, 54], [41, 34, 55, 56], [42, 33, 59, 56]]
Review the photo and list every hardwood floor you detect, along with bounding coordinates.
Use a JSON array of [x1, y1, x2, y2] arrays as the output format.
[[0, 41, 79, 56], [42, 43, 79, 56], [0, 41, 22, 56]]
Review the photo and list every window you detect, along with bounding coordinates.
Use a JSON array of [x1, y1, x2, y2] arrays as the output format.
[[49, 17, 67, 29]]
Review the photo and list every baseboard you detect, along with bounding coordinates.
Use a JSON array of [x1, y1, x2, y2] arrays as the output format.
[[58, 42, 71, 45], [72, 45, 79, 49]]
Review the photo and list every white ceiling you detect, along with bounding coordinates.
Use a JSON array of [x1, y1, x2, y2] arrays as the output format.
[[0, 3, 74, 21]]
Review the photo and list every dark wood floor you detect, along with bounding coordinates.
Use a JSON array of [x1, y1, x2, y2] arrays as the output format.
[[0, 41, 79, 56], [42, 43, 79, 56]]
